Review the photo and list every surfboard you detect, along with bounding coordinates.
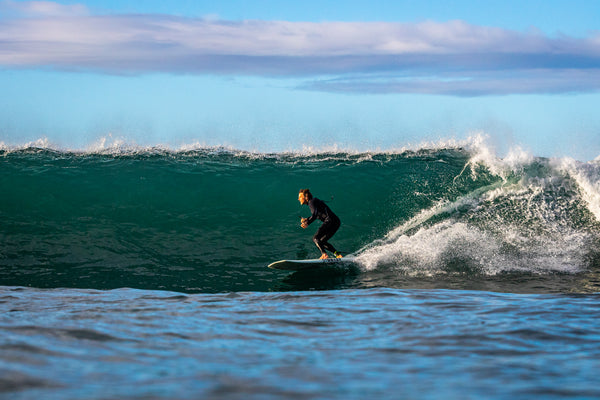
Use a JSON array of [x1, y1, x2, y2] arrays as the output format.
[[268, 257, 354, 271]]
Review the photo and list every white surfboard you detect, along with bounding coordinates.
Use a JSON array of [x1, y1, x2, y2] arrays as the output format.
[[268, 257, 355, 271]]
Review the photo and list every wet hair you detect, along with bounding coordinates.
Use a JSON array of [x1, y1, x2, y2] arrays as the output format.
[[299, 188, 313, 200]]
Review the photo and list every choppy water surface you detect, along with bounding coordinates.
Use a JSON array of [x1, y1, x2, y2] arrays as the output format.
[[2, 286, 600, 400]]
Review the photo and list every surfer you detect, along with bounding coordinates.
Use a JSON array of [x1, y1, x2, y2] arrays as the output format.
[[298, 189, 343, 259]]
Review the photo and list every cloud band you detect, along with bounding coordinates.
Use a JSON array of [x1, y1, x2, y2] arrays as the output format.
[[1, 1, 599, 95]]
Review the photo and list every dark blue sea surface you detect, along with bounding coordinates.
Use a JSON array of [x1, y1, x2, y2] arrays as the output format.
[[1, 145, 599, 398], [2, 286, 600, 400]]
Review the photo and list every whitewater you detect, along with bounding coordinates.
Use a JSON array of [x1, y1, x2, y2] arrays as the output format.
[[1, 135, 599, 399]]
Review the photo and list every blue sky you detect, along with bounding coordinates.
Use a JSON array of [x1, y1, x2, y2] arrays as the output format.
[[0, 0, 599, 159]]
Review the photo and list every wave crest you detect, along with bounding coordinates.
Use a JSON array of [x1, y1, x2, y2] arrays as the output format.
[[355, 140, 600, 275]]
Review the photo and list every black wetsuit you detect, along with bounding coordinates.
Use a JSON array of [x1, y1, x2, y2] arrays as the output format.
[[305, 198, 341, 255]]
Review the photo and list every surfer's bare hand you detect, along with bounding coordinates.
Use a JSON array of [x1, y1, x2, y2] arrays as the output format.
[[300, 218, 308, 228]]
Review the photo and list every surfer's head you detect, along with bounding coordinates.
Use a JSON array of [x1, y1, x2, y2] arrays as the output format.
[[298, 189, 312, 205]]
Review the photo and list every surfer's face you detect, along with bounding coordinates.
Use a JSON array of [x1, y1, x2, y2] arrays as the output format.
[[298, 193, 307, 205]]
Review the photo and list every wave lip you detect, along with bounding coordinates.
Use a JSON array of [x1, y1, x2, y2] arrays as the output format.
[[0, 134, 477, 157], [355, 143, 600, 276]]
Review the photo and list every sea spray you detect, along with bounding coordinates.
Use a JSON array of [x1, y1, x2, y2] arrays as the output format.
[[354, 140, 600, 276]]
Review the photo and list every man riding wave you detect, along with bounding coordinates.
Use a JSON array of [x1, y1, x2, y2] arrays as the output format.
[[298, 189, 342, 259]]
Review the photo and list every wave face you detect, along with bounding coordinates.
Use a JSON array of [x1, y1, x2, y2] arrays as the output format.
[[1, 143, 599, 293]]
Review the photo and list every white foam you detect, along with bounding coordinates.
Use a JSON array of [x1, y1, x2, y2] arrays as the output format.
[[356, 221, 501, 274], [0, 137, 57, 152], [461, 133, 599, 222], [0, 134, 476, 157], [354, 138, 598, 275], [461, 132, 534, 180], [554, 157, 600, 223], [87, 134, 133, 154], [355, 215, 591, 276]]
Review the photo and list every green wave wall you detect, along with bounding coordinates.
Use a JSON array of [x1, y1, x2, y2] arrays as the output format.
[[1, 148, 598, 293]]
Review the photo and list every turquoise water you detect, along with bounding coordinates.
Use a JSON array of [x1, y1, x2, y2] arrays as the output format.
[[1, 144, 600, 398]]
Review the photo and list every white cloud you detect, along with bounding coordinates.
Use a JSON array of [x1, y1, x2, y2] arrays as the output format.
[[302, 69, 600, 96], [0, 0, 88, 17], [2, 15, 597, 59], [0, 1, 599, 95]]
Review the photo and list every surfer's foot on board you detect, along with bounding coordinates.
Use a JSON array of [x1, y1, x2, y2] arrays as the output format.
[[319, 254, 329, 259], [334, 251, 343, 259]]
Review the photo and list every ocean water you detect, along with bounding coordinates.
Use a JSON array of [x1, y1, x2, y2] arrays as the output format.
[[1, 139, 600, 399]]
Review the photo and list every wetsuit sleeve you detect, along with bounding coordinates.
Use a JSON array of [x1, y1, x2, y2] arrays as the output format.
[[305, 200, 319, 225]]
